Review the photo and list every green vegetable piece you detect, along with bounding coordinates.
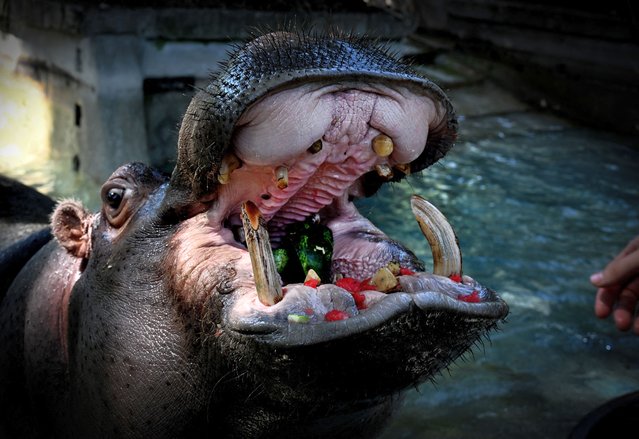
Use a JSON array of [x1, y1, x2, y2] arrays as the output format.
[[279, 215, 334, 283], [273, 248, 289, 274], [288, 218, 333, 281], [287, 314, 310, 323]]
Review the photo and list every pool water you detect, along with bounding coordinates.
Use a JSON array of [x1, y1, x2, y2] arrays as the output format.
[[356, 127, 639, 438]]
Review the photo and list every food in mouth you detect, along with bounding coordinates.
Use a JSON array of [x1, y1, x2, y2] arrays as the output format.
[[238, 190, 473, 322]]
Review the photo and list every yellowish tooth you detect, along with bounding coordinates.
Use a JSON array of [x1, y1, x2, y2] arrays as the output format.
[[372, 134, 394, 157], [375, 164, 393, 180], [395, 163, 411, 175], [370, 266, 398, 293], [308, 139, 323, 154], [275, 166, 289, 190], [217, 152, 241, 185]]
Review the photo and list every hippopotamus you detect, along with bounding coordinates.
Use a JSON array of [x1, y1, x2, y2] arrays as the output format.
[[0, 31, 508, 438]]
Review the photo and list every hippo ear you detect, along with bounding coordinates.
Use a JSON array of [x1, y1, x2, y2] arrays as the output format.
[[51, 200, 93, 259]]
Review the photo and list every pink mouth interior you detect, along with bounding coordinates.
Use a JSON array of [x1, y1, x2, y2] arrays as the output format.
[[171, 82, 488, 327], [209, 82, 435, 238]]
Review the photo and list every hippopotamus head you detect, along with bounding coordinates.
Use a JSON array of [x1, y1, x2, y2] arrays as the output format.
[[45, 32, 508, 437]]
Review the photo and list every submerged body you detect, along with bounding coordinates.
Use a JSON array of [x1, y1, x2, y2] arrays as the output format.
[[0, 31, 507, 438]]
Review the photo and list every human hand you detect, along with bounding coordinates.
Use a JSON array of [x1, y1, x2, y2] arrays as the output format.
[[591, 235, 639, 334]]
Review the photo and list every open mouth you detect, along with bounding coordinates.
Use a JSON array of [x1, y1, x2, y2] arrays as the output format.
[[194, 83, 508, 346]]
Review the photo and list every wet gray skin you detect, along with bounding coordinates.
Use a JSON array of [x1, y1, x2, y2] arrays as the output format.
[[0, 31, 508, 438]]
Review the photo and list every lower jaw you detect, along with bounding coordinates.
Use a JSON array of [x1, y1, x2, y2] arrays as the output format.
[[226, 280, 506, 346], [218, 194, 508, 344], [221, 298, 504, 402]]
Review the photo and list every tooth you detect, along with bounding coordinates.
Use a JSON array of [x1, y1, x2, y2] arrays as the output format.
[[375, 164, 393, 179], [241, 201, 283, 306], [275, 166, 288, 189], [410, 195, 463, 277], [308, 139, 323, 154], [370, 266, 398, 293], [372, 134, 393, 157], [395, 163, 411, 175], [217, 152, 241, 185]]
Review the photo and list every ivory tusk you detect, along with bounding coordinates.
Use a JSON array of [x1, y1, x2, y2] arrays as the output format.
[[410, 195, 462, 277]]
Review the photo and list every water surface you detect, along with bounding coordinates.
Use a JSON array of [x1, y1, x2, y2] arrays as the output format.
[[359, 126, 639, 438]]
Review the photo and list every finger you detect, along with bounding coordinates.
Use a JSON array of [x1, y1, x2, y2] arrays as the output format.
[[612, 279, 639, 332], [590, 236, 639, 286], [591, 250, 639, 288], [613, 291, 636, 332], [595, 286, 620, 318], [619, 235, 639, 257], [626, 279, 639, 335]]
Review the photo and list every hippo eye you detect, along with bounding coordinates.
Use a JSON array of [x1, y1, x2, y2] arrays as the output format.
[[105, 188, 124, 209], [100, 183, 131, 228]]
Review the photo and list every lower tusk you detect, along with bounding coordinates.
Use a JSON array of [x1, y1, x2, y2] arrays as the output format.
[[241, 201, 283, 306], [410, 195, 462, 277]]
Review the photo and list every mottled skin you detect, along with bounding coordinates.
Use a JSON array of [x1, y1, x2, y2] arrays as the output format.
[[0, 31, 507, 438]]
